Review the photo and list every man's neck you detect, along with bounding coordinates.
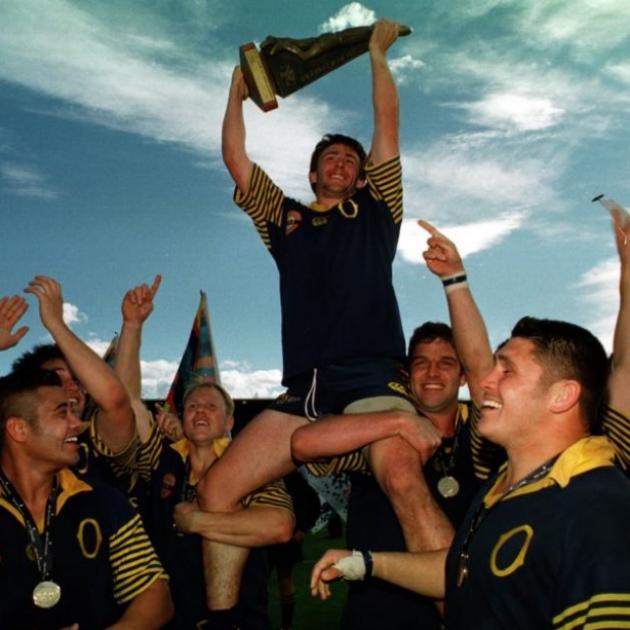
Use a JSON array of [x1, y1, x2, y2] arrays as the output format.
[[314, 189, 355, 210], [187, 440, 219, 478], [0, 453, 56, 521], [421, 405, 460, 438]]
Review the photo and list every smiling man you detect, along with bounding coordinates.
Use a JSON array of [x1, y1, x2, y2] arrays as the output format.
[[312, 317, 630, 629], [199, 18, 448, 621], [0, 369, 172, 629]]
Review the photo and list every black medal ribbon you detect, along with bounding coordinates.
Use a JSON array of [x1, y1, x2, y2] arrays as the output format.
[[0, 468, 59, 589], [456, 453, 560, 587]]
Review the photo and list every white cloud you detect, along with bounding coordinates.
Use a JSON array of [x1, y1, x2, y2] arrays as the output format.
[[1, 162, 58, 199], [0, 0, 337, 196], [606, 62, 630, 85], [320, 2, 376, 32], [63, 302, 87, 326], [140, 359, 179, 399], [458, 92, 565, 132], [574, 257, 619, 351], [220, 360, 283, 398], [397, 213, 525, 265], [402, 139, 558, 223], [390, 54, 425, 84], [85, 335, 113, 356]]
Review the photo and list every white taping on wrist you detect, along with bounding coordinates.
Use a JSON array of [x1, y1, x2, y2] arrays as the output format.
[[333, 550, 366, 581]]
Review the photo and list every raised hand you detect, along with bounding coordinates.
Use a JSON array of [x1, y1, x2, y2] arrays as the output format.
[[0, 295, 29, 350], [121, 275, 161, 328], [395, 411, 442, 465], [369, 19, 400, 55], [24, 276, 65, 332], [155, 402, 184, 442], [418, 220, 465, 278]]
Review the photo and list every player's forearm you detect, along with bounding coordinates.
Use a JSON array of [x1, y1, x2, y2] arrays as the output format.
[[369, 48, 399, 163], [374, 548, 448, 599], [107, 578, 173, 629], [222, 92, 251, 192], [446, 282, 494, 405], [47, 320, 131, 415], [190, 507, 294, 546], [291, 411, 403, 461], [609, 266, 630, 413], [115, 322, 142, 399]]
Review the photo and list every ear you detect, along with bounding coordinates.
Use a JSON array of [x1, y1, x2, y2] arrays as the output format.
[[225, 415, 235, 434], [548, 380, 581, 414], [355, 177, 367, 190], [309, 171, 317, 186], [459, 372, 467, 387], [5, 417, 30, 444]]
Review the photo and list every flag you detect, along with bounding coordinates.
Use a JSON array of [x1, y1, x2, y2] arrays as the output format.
[[165, 291, 221, 417]]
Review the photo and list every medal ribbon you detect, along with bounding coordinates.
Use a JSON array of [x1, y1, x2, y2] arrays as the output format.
[[0, 468, 59, 581], [456, 453, 560, 587]]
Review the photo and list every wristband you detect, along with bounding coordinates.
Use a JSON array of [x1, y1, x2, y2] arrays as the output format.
[[442, 273, 467, 287], [361, 549, 374, 579]]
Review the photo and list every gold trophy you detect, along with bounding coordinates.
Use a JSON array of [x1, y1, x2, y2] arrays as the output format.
[[240, 23, 411, 111]]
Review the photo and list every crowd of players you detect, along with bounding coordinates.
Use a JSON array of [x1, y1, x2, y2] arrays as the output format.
[[1, 18, 630, 630]]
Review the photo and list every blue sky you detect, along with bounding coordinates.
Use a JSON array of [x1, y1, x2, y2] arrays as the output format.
[[1, 0, 629, 398]]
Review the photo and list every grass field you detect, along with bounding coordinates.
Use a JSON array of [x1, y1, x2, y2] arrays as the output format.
[[267, 529, 348, 630]]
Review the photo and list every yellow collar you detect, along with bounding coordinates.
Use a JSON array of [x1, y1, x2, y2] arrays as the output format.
[[169, 437, 231, 486], [485, 436, 615, 508], [0, 468, 92, 531]]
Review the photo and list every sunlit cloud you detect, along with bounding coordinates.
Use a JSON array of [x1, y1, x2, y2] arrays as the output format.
[[140, 359, 179, 399], [220, 360, 283, 398], [574, 257, 619, 351], [397, 213, 525, 265], [390, 54, 425, 84], [320, 2, 376, 32], [1, 162, 58, 199], [63, 302, 88, 326], [0, 0, 338, 196], [457, 92, 565, 132]]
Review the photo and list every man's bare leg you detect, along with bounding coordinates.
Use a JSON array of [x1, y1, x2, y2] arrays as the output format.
[[196, 409, 308, 611], [367, 436, 454, 552]]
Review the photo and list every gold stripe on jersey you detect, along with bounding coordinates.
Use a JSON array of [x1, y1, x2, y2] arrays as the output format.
[[365, 156, 403, 224], [234, 164, 285, 250], [109, 512, 167, 604], [244, 479, 294, 514], [601, 406, 630, 471], [135, 421, 165, 481], [553, 593, 630, 629], [304, 450, 368, 477]]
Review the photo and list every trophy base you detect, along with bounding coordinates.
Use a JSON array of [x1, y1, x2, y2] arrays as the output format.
[[240, 43, 278, 112]]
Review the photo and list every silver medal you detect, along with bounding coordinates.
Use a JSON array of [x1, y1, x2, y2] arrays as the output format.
[[437, 475, 460, 498], [33, 580, 61, 609]]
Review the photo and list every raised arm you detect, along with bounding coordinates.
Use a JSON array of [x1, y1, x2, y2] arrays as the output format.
[[222, 66, 253, 195], [608, 209, 630, 414], [311, 547, 447, 601], [368, 20, 400, 165], [420, 220, 494, 407], [115, 275, 161, 399], [0, 295, 29, 351], [25, 276, 135, 453]]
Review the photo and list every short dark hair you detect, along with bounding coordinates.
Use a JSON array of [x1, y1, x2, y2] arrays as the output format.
[[510, 317, 608, 431], [0, 369, 62, 451], [309, 134, 367, 194], [12, 344, 64, 374], [407, 322, 456, 364]]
